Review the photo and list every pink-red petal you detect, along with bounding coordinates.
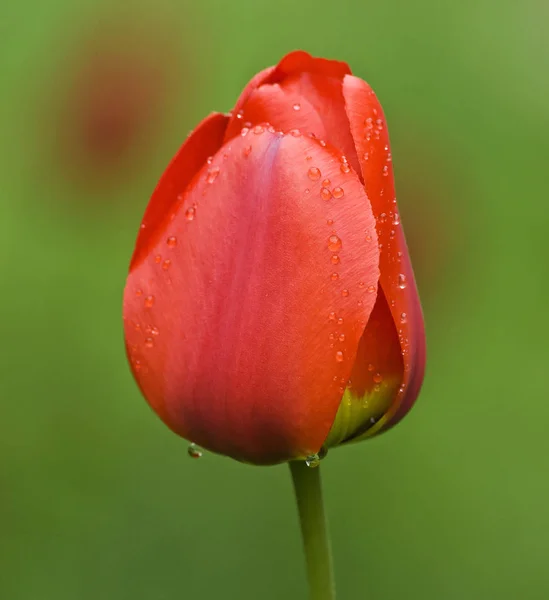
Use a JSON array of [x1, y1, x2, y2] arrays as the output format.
[[131, 112, 229, 270], [342, 75, 426, 432], [123, 128, 380, 464]]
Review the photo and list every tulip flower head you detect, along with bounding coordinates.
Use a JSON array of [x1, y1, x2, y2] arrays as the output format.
[[123, 51, 426, 466]]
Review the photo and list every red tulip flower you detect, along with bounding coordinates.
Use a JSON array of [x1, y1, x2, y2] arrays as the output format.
[[123, 51, 425, 467]]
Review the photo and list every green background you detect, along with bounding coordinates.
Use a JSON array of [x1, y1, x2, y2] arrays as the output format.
[[2, 0, 548, 598]]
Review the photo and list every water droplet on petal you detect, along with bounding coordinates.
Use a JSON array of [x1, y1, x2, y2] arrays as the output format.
[[207, 166, 220, 183], [328, 235, 342, 252], [335, 351, 344, 362], [154, 255, 162, 264], [331, 272, 339, 281], [253, 125, 264, 134], [358, 281, 365, 289], [293, 103, 301, 111], [305, 454, 320, 468], [320, 187, 332, 200], [331, 254, 340, 265], [144, 337, 154, 348], [243, 145, 252, 157], [398, 274, 407, 289], [367, 285, 376, 293], [340, 162, 351, 174], [167, 236, 177, 248], [308, 167, 321, 181], [337, 317, 344, 325], [151, 326, 159, 336], [338, 333, 345, 342], [400, 312, 407, 323], [135, 289, 143, 297], [373, 373, 383, 384], [240, 127, 250, 137], [382, 165, 389, 177], [341, 289, 349, 297], [363, 152, 369, 161], [327, 219, 334, 226], [185, 207, 195, 221], [144, 295, 155, 308], [187, 443, 203, 458], [393, 213, 400, 225], [289, 128, 301, 137], [162, 260, 171, 271], [328, 312, 336, 322], [332, 187, 344, 199], [367, 363, 375, 371]]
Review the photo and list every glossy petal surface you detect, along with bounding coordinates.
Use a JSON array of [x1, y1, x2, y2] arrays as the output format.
[[131, 112, 229, 269], [343, 75, 426, 433], [124, 128, 380, 464]]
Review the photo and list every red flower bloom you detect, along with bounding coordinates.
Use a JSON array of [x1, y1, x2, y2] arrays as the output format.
[[123, 51, 426, 465]]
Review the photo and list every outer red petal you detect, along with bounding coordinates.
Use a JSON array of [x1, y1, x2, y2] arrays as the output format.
[[131, 112, 229, 270], [225, 52, 360, 173], [123, 128, 380, 464], [342, 75, 426, 432]]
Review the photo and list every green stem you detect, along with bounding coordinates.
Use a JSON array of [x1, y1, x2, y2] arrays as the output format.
[[289, 461, 335, 600]]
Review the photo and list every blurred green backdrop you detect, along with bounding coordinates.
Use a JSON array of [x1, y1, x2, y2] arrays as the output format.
[[2, 0, 548, 599]]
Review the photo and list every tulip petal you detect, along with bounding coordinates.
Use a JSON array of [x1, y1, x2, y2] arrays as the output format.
[[130, 112, 229, 270], [342, 75, 426, 434], [123, 128, 380, 464], [225, 52, 360, 174]]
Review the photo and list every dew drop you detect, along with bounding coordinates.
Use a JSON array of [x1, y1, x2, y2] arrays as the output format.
[[167, 236, 177, 248], [398, 274, 407, 289], [319, 140, 327, 147], [151, 326, 159, 336], [378, 212, 387, 223], [185, 207, 195, 221], [154, 255, 161, 264], [305, 188, 310, 194], [341, 289, 349, 298], [162, 260, 171, 271], [243, 145, 252, 157], [320, 187, 332, 200], [328, 235, 342, 252], [363, 152, 369, 161], [253, 125, 264, 134], [328, 312, 336, 322], [358, 281, 365, 289], [187, 443, 203, 459], [338, 333, 345, 342], [305, 454, 320, 468], [322, 179, 331, 187], [308, 167, 321, 181], [331, 272, 339, 281], [375, 118, 384, 129], [144, 295, 155, 308], [289, 128, 301, 137], [327, 218, 334, 226], [382, 165, 389, 177], [340, 162, 351, 174], [367, 285, 376, 293], [240, 127, 250, 137], [207, 166, 220, 183], [373, 373, 383, 384], [135, 289, 143, 297], [335, 351, 344, 362], [332, 187, 344, 199], [393, 213, 400, 225], [365, 234, 372, 242], [206, 156, 213, 165], [400, 312, 408, 323], [337, 317, 344, 325], [293, 103, 301, 111], [144, 337, 154, 348], [331, 254, 340, 265], [367, 363, 375, 372]]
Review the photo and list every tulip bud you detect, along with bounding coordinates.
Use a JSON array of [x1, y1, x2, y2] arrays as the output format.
[[123, 51, 426, 465]]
